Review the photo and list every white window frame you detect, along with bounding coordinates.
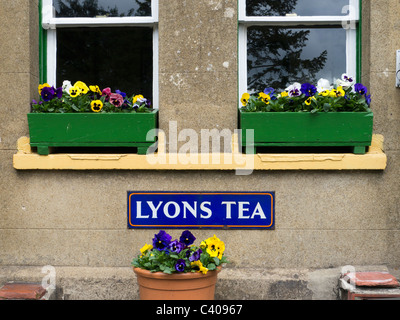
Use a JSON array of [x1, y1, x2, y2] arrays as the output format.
[[41, 0, 159, 108], [238, 0, 359, 98]]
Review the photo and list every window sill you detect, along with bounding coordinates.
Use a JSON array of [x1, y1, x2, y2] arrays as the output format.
[[13, 134, 387, 171]]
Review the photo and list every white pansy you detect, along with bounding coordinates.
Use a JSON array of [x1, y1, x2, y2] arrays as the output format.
[[62, 80, 72, 93], [285, 82, 301, 97], [336, 74, 354, 89], [316, 78, 332, 93]]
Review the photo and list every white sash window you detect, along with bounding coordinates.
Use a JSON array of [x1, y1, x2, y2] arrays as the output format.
[[41, 0, 159, 106], [238, 0, 360, 95]]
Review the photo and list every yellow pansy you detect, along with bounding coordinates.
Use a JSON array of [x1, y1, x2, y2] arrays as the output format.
[[38, 83, 51, 95], [89, 85, 102, 95], [305, 96, 316, 106], [139, 243, 153, 257], [329, 86, 345, 98], [319, 90, 330, 97], [191, 260, 208, 275], [90, 100, 103, 112], [204, 234, 225, 259], [240, 93, 250, 106], [74, 81, 89, 94], [280, 91, 289, 98], [69, 86, 80, 97], [336, 86, 345, 97], [258, 92, 271, 104], [133, 94, 144, 104]]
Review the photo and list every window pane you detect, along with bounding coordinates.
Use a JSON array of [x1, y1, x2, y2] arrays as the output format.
[[247, 26, 346, 92], [56, 27, 153, 100], [246, 0, 350, 17], [55, 0, 151, 17]]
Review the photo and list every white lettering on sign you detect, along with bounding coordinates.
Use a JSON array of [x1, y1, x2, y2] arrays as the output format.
[[135, 201, 267, 220]]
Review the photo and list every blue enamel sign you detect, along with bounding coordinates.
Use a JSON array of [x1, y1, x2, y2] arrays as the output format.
[[127, 192, 275, 229]]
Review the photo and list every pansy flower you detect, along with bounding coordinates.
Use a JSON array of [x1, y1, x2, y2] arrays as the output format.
[[74, 81, 89, 94], [89, 85, 102, 95], [180, 230, 196, 246], [354, 83, 368, 95], [115, 90, 127, 98], [365, 94, 371, 106], [91, 100, 103, 112], [175, 259, 186, 272], [41, 86, 55, 102], [258, 92, 271, 104], [189, 248, 202, 262], [190, 260, 208, 274], [69, 86, 80, 97], [241, 93, 250, 106], [204, 234, 225, 259], [55, 86, 63, 99], [285, 82, 301, 97], [152, 230, 172, 251], [168, 240, 185, 254], [316, 78, 332, 93], [133, 94, 146, 104], [280, 91, 289, 98], [109, 93, 124, 107], [301, 83, 317, 97], [336, 74, 354, 89], [38, 83, 51, 95], [62, 80, 72, 93], [102, 87, 112, 100]]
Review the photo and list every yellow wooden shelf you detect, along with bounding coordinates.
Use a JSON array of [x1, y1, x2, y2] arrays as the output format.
[[13, 134, 387, 171]]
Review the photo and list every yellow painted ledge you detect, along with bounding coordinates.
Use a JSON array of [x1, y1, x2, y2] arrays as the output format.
[[13, 134, 387, 171]]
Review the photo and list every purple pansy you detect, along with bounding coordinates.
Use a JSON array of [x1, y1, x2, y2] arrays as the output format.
[[301, 83, 317, 97], [169, 240, 185, 254], [41, 86, 55, 102], [153, 230, 172, 251], [115, 90, 127, 98], [175, 259, 186, 272], [189, 248, 202, 262], [180, 230, 196, 246], [354, 83, 368, 95]]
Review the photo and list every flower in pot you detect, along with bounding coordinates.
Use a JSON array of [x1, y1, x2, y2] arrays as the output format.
[[32, 80, 153, 113], [239, 74, 373, 154], [132, 230, 228, 300], [28, 81, 158, 155]]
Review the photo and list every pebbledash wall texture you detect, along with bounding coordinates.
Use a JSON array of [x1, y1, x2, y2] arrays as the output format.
[[0, 0, 399, 300]]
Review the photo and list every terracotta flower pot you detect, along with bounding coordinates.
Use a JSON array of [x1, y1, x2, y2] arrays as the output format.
[[133, 267, 221, 300]]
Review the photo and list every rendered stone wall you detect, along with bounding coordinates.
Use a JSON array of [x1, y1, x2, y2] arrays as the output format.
[[0, 0, 399, 299]]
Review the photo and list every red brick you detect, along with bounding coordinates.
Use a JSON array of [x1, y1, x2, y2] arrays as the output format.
[[343, 272, 400, 288], [0, 283, 47, 300]]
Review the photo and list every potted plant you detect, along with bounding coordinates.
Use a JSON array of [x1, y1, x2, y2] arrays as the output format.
[[239, 75, 373, 154], [28, 81, 158, 155], [132, 230, 228, 300]]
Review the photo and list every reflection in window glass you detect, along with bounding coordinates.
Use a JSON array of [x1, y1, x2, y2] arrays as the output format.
[[57, 27, 153, 99], [54, 0, 151, 17], [247, 26, 346, 92], [246, 0, 349, 17]]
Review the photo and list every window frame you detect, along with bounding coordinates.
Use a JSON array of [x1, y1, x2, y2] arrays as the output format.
[[39, 0, 159, 108], [238, 0, 361, 98]]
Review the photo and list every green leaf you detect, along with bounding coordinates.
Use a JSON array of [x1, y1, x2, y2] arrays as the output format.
[[207, 263, 216, 271], [163, 267, 172, 274]]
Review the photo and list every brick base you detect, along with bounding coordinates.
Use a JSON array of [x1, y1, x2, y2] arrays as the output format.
[[0, 283, 47, 300]]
